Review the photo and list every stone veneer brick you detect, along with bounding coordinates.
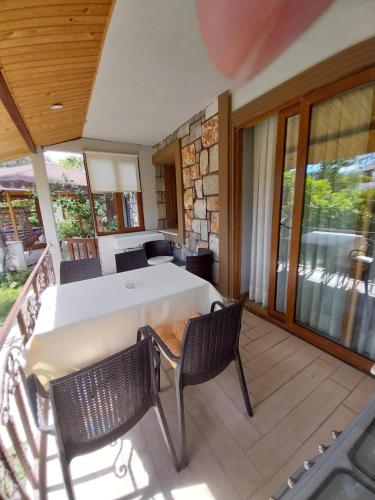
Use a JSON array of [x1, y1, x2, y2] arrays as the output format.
[[154, 100, 220, 282]]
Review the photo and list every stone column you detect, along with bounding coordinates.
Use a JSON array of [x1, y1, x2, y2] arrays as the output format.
[[31, 147, 61, 280]]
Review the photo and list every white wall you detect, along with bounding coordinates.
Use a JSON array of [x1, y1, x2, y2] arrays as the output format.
[[44, 137, 158, 231], [232, 0, 375, 111]]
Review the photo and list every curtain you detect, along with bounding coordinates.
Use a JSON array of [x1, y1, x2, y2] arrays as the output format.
[[85, 151, 140, 193], [249, 116, 277, 306]]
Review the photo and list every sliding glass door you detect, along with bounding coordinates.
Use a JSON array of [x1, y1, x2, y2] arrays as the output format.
[[269, 69, 375, 366]]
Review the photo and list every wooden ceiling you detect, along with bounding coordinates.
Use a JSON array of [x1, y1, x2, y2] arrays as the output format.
[[0, 0, 113, 162]]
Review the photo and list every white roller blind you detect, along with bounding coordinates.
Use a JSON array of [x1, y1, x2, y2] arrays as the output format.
[[85, 151, 141, 193]]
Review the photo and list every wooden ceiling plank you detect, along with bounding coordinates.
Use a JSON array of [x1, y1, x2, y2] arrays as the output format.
[[0, 16, 108, 31], [0, 0, 113, 153], [8, 71, 96, 88], [0, 24, 107, 42], [0, 41, 101, 58], [0, 32, 104, 50], [0, 1, 112, 13]]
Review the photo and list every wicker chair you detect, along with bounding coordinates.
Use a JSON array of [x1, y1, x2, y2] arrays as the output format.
[[185, 248, 213, 283], [27, 338, 179, 499], [138, 299, 252, 467], [143, 240, 174, 266], [115, 249, 149, 273], [60, 257, 102, 285]]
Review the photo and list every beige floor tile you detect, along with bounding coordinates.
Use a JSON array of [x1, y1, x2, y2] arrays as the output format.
[[239, 333, 252, 347], [319, 351, 344, 369], [185, 386, 264, 499], [249, 342, 322, 402], [249, 404, 355, 500], [216, 365, 258, 411], [160, 384, 242, 500], [242, 310, 265, 328], [245, 335, 304, 378], [242, 320, 276, 341], [343, 375, 375, 413], [248, 379, 349, 480], [198, 378, 261, 452], [330, 362, 365, 391], [245, 327, 289, 357], [239, 345, 254, 362], [252, 358, 336, 435]]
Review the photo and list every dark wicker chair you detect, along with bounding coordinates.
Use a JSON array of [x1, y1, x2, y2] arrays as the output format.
[[60, 257, 102, 285], [185, 248, 213, 283], [144, 240, 172, 259], [115, 249, 149, 273], [138, 299, 252, 467], [27, 338, 179, 499]]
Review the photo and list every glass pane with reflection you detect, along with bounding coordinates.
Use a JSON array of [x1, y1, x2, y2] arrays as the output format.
[[275, 114, 299, 313], [296, 82, 375, 360]]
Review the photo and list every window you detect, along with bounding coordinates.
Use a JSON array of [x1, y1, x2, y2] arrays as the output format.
[[85, 151, 144, 235]]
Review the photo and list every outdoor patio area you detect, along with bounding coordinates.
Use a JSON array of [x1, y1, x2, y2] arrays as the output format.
[[44, 310, 375, 500], [0, 2, 375, 499]]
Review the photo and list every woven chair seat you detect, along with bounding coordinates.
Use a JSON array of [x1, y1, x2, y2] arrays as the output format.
[[155, 312, 201, 366]]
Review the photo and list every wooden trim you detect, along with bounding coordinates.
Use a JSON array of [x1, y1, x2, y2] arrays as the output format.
[[115, 192, 125, 231], [136, 191, 145, 230], [245, 301, 373, 373], [5, 191, 20, 241], [152, 140, 185, 245], [285, 100, 310, 324], [218, 90, 231, 296], [232, 37, 375, 129], [304, 65, 375, 105], [268, 104, 300, 318], [0, 71, 36, 153]]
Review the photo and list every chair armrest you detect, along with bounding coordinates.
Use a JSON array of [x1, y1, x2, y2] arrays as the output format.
[[137, 325, 180, 363], [210, 301, 226, 313], [26, 374, 54, 434], [27, 373, 49, 399]]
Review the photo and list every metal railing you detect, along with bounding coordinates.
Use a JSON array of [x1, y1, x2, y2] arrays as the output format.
[[0, 245, 55, 499]]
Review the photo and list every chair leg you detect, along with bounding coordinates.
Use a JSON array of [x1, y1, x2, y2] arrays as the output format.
[[60, 458, 75, 500], [175, 374, 188, 468], [154, 394, 180, 472], [234, 355, 253, 417]]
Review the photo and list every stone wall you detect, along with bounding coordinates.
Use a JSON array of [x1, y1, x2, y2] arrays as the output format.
[[154, 100, 219, 282]]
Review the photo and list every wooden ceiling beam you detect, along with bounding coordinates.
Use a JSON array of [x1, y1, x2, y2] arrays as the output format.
[[0, 71, 36, 153]]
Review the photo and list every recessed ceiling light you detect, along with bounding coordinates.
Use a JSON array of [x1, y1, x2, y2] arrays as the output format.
[[50, 103, 64, 110]]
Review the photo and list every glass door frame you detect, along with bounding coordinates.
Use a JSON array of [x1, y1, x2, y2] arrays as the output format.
[[268, 66, 375, 371]]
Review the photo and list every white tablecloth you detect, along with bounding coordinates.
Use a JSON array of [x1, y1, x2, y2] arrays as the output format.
[[23, 263, 222, 386]]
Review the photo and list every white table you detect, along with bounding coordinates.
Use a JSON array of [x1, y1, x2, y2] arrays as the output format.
[[22, 264, 222, 386]]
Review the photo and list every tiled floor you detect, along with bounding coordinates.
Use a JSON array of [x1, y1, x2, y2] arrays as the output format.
[[45, 309, 375, 499]]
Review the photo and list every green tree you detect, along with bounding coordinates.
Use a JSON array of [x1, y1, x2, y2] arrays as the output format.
[[58, 155, 84, 171]]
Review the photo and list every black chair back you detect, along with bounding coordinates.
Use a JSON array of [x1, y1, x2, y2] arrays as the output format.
[[180, 300, 245, 385], [185, 249, 213, 283], [115, 249, 148, 273], [144, 240, 172, 259], [60, 257, 102, 285], [50, 338, 156, 464]]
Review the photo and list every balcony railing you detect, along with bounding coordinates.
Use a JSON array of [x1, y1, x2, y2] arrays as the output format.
[[0, 245, 55, 499]]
